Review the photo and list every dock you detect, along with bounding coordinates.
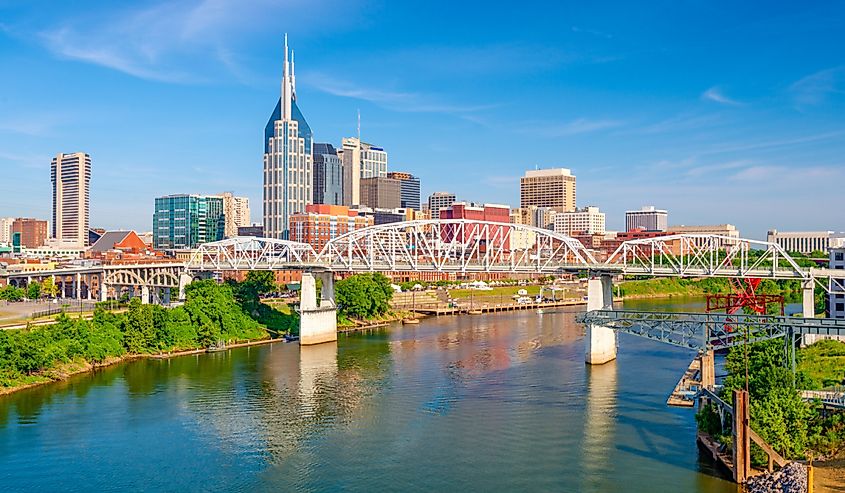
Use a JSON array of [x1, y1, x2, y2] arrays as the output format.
[[666, 357, 701, 407]]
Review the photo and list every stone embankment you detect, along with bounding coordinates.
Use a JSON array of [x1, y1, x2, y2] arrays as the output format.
[[746, 462, 808, 493]]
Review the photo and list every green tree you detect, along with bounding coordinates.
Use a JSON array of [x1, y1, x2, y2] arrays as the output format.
[[41, 277, 58, 298], [122, 299, 156, 353], [26, 282, 41, 300], [335, 273, 393, 319]]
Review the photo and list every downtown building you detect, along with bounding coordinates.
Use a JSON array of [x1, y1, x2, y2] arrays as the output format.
[[360, 176, 401, 210], [153, 194, 224, 250], [289, 204, 373, 252], [51, 152, 91, 247], [313, 143, 343, 206], [263, 36, 313, 239], [427, 192, 456, 219], [339, 137, 387, 206], [0, 217, 13, 245], [625, 206, 668, 232], [520, 168, 576, 213], [766, 230, 845, 255], [11, 218, 48, 249], [219, 192, 250, 238], [387, 171, 421, 210], [830, 247, 845, 319], [553, 206, 606, 236]]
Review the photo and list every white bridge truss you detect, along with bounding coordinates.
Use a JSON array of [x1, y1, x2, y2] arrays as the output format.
[[183, 221, 840, 283]]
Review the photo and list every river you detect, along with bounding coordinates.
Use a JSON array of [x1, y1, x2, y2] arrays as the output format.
[[0, 298, 738, 492]]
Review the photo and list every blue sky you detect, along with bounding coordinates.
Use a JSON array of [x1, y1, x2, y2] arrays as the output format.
[[1, 0, 844, 240]]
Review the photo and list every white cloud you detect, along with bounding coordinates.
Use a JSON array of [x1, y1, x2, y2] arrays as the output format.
[[789, 66, 845, 106], [522, 118, 624, 137], [701, 86, 742, 106]]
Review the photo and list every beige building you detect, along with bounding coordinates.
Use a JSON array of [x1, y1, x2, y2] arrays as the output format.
[[219, 192, 251, 238], [766, 230, 845, 254], [427, 192, 456, 219], [668, 224, 740, 247], [554, 206, 606, 235], [360, 177, 401, 210], [520, 168, 576, 212], [0, 217, 13, 244], [339, 137, 388, 206], [51, 152, 91, 247]]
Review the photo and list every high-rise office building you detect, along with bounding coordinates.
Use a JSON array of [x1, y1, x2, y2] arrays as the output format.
[[625, 206, 668, 232], [263, 35, 313, 239], [830, 247, 845, 319], [360, 177, 401, 210], [0, 217, 13, 244], [339, 137, 387, 206], [427, 192, 456, 219], [153, 194, 224, 250], [51, 152, 91, 247], [520, 168, 576, 212], [313, 143, 343, 205], [11, 218, 48, 249], [387, 171, 421, 210], [553, 206, 606, 235], [220, 192, 250, 238]]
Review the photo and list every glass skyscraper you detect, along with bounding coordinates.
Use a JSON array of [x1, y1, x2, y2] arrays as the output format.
[[312, 143, 343, 205], [263, 35, 313, 239], [153, 194, 224, 250]]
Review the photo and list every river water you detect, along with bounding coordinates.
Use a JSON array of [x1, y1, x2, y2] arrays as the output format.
[[0, 298, 738, 492]]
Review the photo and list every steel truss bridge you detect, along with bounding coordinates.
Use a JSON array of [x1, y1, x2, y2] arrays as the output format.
[[577, 310, 845, 352], [185, 220, 844, 288]]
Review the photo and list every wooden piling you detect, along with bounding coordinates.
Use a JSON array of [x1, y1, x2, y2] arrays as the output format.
[[732, 389, 750, 483]]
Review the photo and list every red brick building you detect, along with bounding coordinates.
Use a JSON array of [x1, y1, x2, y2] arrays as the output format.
[[438, 202, 510, 248], [11, 218, 48, 248], [289, 204, 373, 252]]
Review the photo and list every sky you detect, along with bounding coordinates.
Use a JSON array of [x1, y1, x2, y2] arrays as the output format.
[[1, 0, 844, 240]]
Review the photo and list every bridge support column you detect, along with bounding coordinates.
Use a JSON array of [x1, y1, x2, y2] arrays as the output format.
[[700, 350, 715, 389], [178, 273, 193, 301], [299, 272, 337, 346], [100, 283, 108, 302], [141, 285, 150, 305], [585, 275, 617, 365], [802, 279, 817, 346], [163, 288, 171, 305]]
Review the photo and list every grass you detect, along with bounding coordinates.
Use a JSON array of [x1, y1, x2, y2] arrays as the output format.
[[448, 285, 542, 299], [799, 339, 845, 389]]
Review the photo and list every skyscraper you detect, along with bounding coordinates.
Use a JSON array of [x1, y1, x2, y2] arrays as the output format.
[[520, 168, 576, 212], [339, 137, 387, 206], [387, 171, 421, 210], [625, 206, 668, 232], [360, 176, 401, 209], [51, 152, 91, 247], [263, 35, 313, 239], [313, 143, 343, 205]]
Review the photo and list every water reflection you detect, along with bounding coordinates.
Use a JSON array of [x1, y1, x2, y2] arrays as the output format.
[[581, 359, 618, 492]]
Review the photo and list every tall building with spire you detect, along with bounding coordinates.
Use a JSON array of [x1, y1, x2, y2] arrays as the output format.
[[263, 35, 313, 239]]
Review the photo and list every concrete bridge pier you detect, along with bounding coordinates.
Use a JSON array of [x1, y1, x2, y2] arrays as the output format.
[[585, 274, 617, 365], [178, 273, 193, 301], [801, 279, 817, 346], [299, 271, 337, 346], [100, 283, 109, 302]]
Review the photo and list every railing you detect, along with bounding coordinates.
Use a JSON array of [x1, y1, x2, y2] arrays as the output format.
[[30, 301, 99, 319], [801, 386, 845, 408]]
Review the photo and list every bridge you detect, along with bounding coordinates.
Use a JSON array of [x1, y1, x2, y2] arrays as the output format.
[[4, 219, 845, 362]]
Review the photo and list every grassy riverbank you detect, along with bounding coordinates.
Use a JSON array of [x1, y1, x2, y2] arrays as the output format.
[[799, 339, 845, 389]]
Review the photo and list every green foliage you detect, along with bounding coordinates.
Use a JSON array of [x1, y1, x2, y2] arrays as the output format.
[[0, 285, 25, 301], [26, 282, 41, 300], [798, 339, 845, 389], [40, 277, 58, 298], [335, 273, 394, 319]]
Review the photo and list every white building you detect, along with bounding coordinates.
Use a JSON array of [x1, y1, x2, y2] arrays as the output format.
[[766, 230, 845, 255], [553, 206, 606, 235], [668, 224, 740, 247], [219, 192, 250, 238], [339, 137, 388, 206], [427, 192, 456, 219], [830, 247, 845, 319], [263, 35, 313, 239], [625, 206, 668, 232], [0, 217, 13, 244], [51, 152, 91, 247]]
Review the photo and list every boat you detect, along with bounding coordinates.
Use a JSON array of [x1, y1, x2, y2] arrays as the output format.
[[206, 340, 227, 353], [402, 318, 420, 325], [284, 333, 300, 342], [468, 309, 483, 315]]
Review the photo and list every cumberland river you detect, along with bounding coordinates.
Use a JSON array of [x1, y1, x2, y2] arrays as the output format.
[[0, 298, 737, 492]]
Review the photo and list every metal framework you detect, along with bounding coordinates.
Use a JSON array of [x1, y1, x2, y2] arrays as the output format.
[[316, 219, 597, 273], [577, 309, 845, 351], [705, 278, 784, 315], [188, 236, 319, 271], [801, 387, 845, 409], [603, 234, 808, 279]]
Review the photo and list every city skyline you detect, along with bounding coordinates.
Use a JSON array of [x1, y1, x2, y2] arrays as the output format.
[[1, 2, 844, 240]]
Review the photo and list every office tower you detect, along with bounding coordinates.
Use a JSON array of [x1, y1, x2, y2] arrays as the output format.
[[553, 206, 606, 235], [11, 218, 48, 248], [219, 192, 250, 238], [153, 194, 224, 250], [387, 171, 421, 210], [263, 35, 313, 239], [339, 137, 387, 206], [427, 192, 456, 220], [625, 206, 668, 232], [313, 143, 343, 205], [51, 152, 91, 247], [520, 168, 576, 212], [360, 177, 401, 209]]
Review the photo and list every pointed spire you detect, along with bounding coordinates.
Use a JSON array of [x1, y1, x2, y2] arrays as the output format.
[[290, 49, 296, 100], [282, 33, 292, 120]]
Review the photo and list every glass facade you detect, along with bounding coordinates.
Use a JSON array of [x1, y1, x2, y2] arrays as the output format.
[[313, 143, 343, 205], [153, 194, 224, 250]]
